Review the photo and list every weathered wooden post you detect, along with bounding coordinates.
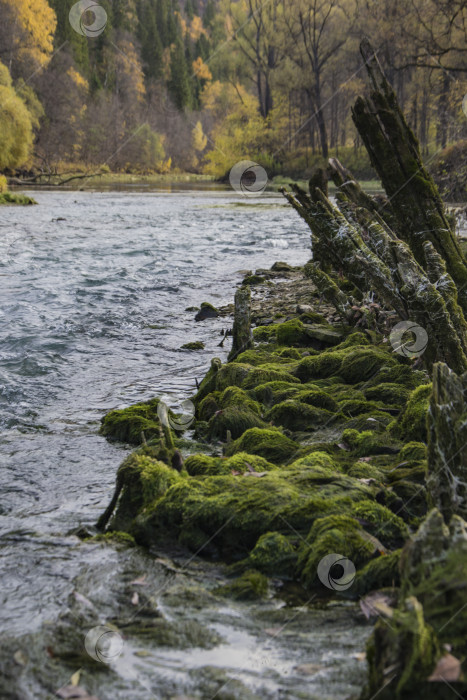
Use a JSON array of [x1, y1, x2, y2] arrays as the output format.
[[427, 363, 467, 521], [228, 285, 252, 361]]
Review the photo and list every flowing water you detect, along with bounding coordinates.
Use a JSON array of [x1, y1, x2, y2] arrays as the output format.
[[0, 187, 370, 699]]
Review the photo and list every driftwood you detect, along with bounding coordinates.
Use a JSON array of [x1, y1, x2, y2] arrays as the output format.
[[281, 39, 467, 375]]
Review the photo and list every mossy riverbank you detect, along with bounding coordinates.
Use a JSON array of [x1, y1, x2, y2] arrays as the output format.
[[94, 260, 467, 698]]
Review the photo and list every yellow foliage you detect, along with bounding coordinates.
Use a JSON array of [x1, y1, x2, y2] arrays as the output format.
[[200, 81, 247, 119], [189, 16, 207, 41], [192, 121, 207, 152], [2, 0, 56, 68], [67, 67, 89, 93], [192, 57, 212, 81], [0, 175, 8, 193], [0, 63, 34, 169]]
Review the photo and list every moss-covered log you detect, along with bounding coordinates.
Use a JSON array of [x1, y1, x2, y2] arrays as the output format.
[[228, 285, 252, 361]]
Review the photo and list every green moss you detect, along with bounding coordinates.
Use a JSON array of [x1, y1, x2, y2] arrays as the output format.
[[197, 392, 221, 421], [224, 427, 299, 464], [214, 362, 253, 392], [354, 549, 401, 595], [224, 451, 276, 473], [296, 389, 339, 412], [253, 380, 302, 406], [342, 429, 400, 457], [339, 348, 396, 383], [207, 406, 268, 441], [110, 455, 182, 531], [338, 399, 395, 417], [243, 532, 297, 576], [0, 191, 37, 205], [233, 349, 288, 366], [399, 441, 427, 462], [181, 340, 205, 350], [351, 501, 409, 548], [243, 366, 300, 390], [298, 514, 376, 589], [391, 384, 432, 443], [184, 454, 229, 477], [273, 347, 303, 360], [219, 386, 261, 414], [289, 451, 342, 473], [252, 324, 278, 342], [295, 350, 344, 381], [366, 364, 429, 390], [276, 319, 310, 346], [347, 461, 384, 480], [299, 311, 328, 324], [364, 383, 411, 406], [265, 399, 338, 432], [215, 570, 268, 600], [336, 332, 370, 348], [242, 274, 265, 285], [99, 398, 161, 444], [89, 531, 136, 546]]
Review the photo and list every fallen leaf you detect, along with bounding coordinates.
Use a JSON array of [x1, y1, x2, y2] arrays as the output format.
[[70, 670, 80, 686], [265, 627, 282, 636], [428, 654, 462, 682], [130, 575, 147, 586], [358, 457, 372, 462], [131, 592, 139, 605], [352, 652, 367, 661], [13, 650, 28, 666], [337, 442, 351, 451], [360, 592, 395, 620], [134, 650, 151, 657]]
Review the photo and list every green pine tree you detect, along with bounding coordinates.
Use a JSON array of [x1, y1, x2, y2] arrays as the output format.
[[168, 38, 192, 110]]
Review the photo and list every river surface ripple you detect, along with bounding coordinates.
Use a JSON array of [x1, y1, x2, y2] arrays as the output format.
[[0, 188, 310, 635]]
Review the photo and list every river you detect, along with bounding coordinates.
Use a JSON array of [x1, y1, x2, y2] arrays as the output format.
[[0, 187, 370, 699]]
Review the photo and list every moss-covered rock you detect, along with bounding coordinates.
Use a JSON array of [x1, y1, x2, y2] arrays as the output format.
[[296, 388, 339, 412], [342, 428, 400, 457], [364, 383, 411, 406], [242, 532, 297, 576], [181, 340, 205, 350], [184, 454, 230, 477], [243, 366, 300, 390], [354, 549, 401, 595], [224, 427, 299, 464], [215, 570, 269, 600], [219, 386, 261, 414], [223, 452, 276, 474], [207, 406, 268, 441], [351, 501, 409, 548], [253, 380, 303, 406], [197, 392, 221, 421], [391, 384, 432, 442], [339, 347, 397, 383], [338, 398, 396, 417], [99, 398, 161, 444], [109, 455, 182, 532], [265, 399, 338, 432], [288, 450, 342, 473], [273, 347, 303, 360], [298, 514, 377, 589], [276, 319, 310, 346], [252, 324, 278, 342]]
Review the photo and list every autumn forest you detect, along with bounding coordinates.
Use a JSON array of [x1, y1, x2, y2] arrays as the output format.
[[1, 0, 466, 184]]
